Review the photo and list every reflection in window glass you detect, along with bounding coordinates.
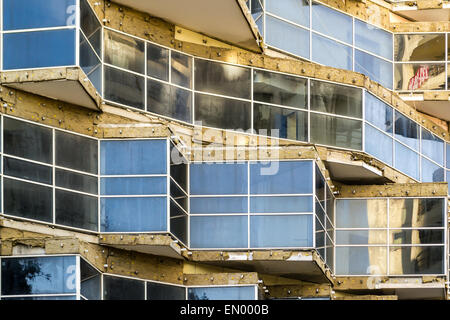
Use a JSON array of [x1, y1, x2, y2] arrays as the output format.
[[55, 131, 98, 174], [104, 29, 145, 74], [355, 50, 393, 90], [80, 0, 101, 56], [354, 19, 392, 60], [336, 199, 387, 228], [250, 0, 263, 20], [170, 206, 188, 245], [395, 34, 446, 62], [389, 229, 444, 245], [190, 216, 248, 248], [147, 282, 186, 300], [421, 128, 444, 165], [315, 165, 325, 202], [336, 246, 387, 275], [147, 42, 169, 81], [266, 0, 310, 27], [104, 65, 145, 110], [253, 70, 307, 109], [365, 92, 393, 134], [336, 230, 387, 245], [389, 246, 444, 275], [4, 157, 52, 185], [394, 111, 419, 151], [103, 276, 145, 300], [394, 142, 419, 180], [55, 189, 98, 231], [364, 124, 393, 166], [310, 113, 362, 150], [250, 196, 313, 213], [81, 259, 101, 300], [394, 63, 446, 91], [312, 33, 352, 70], [190, 163, 247, 195], [80, 32, 101, 77], [421, 157, 444, 183], [389, 198, 444, 228], [171, 51, 192, 88], [1, 256, 77, 295], [311, 2, 352, 44], [188, 286, 256, 300]]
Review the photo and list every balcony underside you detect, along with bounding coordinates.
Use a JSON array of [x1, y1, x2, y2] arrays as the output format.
[[403, 99, 450, 122], [393, 6, 450, 21]]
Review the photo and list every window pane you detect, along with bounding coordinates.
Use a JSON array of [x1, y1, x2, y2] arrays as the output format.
[[1, 256, 77, 295], [250, 215, 313, 247], [390, 229, 444, 245], [170, 210, 188, 245], [190, 216, 248, 248], [104, 29, 145, 74], [447, 143, 450, 169], [326, 187, 335, 224], [104, 65, 145, 110], [171, 51, 192, 88], [253, 70, 307, 109], [266, 0, 310, 27], [421, 128, 444, 165], [312, 33, 352, 70], [389, 246, 444, 275], [80, 32, 101, 76], [389, 198, 444, 228], [147, 42, 169, 81], [311, 3, 352, 44], [100, 197, 167, 232], [195, 59, 251, 99], [81, 259, 101, 300], [147, 282, 186, 300], [4, 157, 52, 185], [188, 286, 255, 300], [4, 29, 76, 70], [315, 165, 325, 202], [190, 197, 248, 214], [3, 0, 75, 30], [101, 177, 166, 195], [421, 157, 444, 183], [194, 93, 251, 130], [336, 199, 387, 228], [4, 178, 53, 223], [355, 50, 393, 89], [190, 163, 247, 195], [103, 276, 145, 300], [310, 80, 362, 118], [394, 142, 419, 180], [55, 189, 98, 231], [56, 169, 98, 195], [100, 139, 167, 175], [4, 118, 52, 164], [170, 181, 188, 211], [80, 0, 101, 56], [394, 111, 419, 151], [395, 34, 446, 62], [250, 196, 313, 213], [336, 246, 387, 275], [250, 161, 313, 194], [336, 230, 387, 245], [170, 163, 188, 192], [310, 113, 362, 150], [394, 63, 446, 91], [365, 124, 393, 166], [265, 15, 310, 59], [253, 104, 308, 142], [354, 19, 392, 59], [55, 131, 98, 174], [365, 92, 393, 134]]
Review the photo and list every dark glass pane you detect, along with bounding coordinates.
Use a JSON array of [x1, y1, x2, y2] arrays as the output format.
[[80, 0, 101, 55], [56, 169, 98, 195], [55, 189, 98, 231], [390, 229, 444, 245], [171, 51, 192, 88], [104, 65, 145, 110], [315, 165, 325, 202], [147, 282, 186, 300], [104, 29, 145, 74], [170, 180, 188, 211], [326, 187, 334, 224], [1, 256, 77, 295], [103, 275, 145, 300], [4, 157, 52, 185], [4, 118, 52, 164], [55, 130, 98, 174], [389, 246, 444, 275], [170, 163, 188, 193], [195, 59, 251, 99], [4, 178, 53, 223], [170, 211, 188, 244], [253, 70, 307, 109], [389, 198, 444, 228], [80, 259, 101, 300], [147, 42, 169, 81]]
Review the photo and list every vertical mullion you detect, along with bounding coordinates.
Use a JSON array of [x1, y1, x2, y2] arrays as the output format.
[[97, 139, 101, 233], [52, 129, 56, 225], [144, 42, 148, 112], [247, 161, 250, 249], [386, 198, 390, 276]]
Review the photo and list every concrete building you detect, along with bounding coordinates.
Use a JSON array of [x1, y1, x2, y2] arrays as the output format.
[[0, 0, 449, 300]]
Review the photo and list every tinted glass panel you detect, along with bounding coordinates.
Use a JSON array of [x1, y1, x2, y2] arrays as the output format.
[[395, 34, 446, 62], [389, 246, 444, 275], [55, 131, 98, 174], [312, 34, 352, 70], [190, 163, 247, 195], [390, 229, 444, 245], [55, 189, 98, 231], [447, 143, 450, 168], [4, 157, 52, 185], [336, 230, 387, 245], [365, 92, 393, 134], [336, 246, 387, 275], [147, 42, 169, 81], [80, 259, 101, 300], [4, 30, 76, 70], [170, 211, 188, 245], [394, 142, 419, 180], [190, 216, 248, 248], [421, 128, 444, 165], [354, 20, 393, 59], [389, 198, 444, 228], [101, 177, 166, 195], [80, 0, 101, 55], [104, 29, 145, 74], [147, 282, 186, 300], [336, 199, 387, 228], [80, 32, 101, 76], [266, 0, 310, 27], [355, 50, 393, 89], [394, 111, 419, 151], [365, 124, 393, 166], [188, 286, 255, 300], [171, 51, 192, 88], [250, 196, 313, 213], [311, 3, 352, 44], [190, 197, 248, 214], [103, 276, 145, 300], [421, 157, 444, 183], [104, 65, 145, 110], [55, 169, 98, 195]]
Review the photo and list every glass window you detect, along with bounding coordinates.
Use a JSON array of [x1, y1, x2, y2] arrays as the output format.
[[1, 256, 77, 296], [3, 0, 76, 30], [266, 0, 310, 27], [315, 165, 325, 202], [170, 181, 188, 211], [354, 19, 393, 60], [101, 177, 166, 195], [394, 142, 419, 180], [100, 139, 167, 175], [389, 198, 444, 228], [394, 111, 419, 151], [171, 51, 192, 88], [147, 42, 169, 81], [250, 196, 313, 213], [104, 65, 145, 110], [316, 199, 325, 227], [394, 63, 446, 91], [104, 29, 145, 74], [389, 246, 444, 275], [4, 29, 76, 70], [311, 2, 352, 44], [336, 199, 387, 228], [190, 197, 248, 214], [310, 80, 362, 118], [250, 0, 263, 20], [170, 209, 188, 245], [100, 197, 167, 232], [310, 113, 362, 150], [103, 276, 145, 300], [312, 33, 353, 70], [80, 259, 101, 300], [4, 178, 53, 223], [4, 157, 52, 185], [2, 295, 76, 300], [4, 118, 52, 164], [355, 50, 393, 90], [421, 157, 444, 182], [56, 169, 98, 195], [194, 59, 251, 99], [390, 229, 444, 245], [188, 286, 256, 300], [265, 15, 310, 59], [170, 165, 188, 193], [395, 34, 446, 62], [250, 161, 313, 194], [253, 104, 308, 142], [365, 92, 393, 134], [80, 0, 101, 56], [253, 70, 307, 109], [336, 246, 387, 275], [364, 124, 393, 166], [336, 230, 387, 245], [80, 32, 101, 77], [55, 189, 98, 231], [421, 128, 444, 166], [447, 171, 450, 195], [55, 131, 98, 174], [147, 282, 186, 300], [190, 216, 248, 248], [326, 187, 335, 224], [446, 143, 450, 169], [194, 93, 251, 130], [190, 163, 247, 195], [250, 215, 313, 247]]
